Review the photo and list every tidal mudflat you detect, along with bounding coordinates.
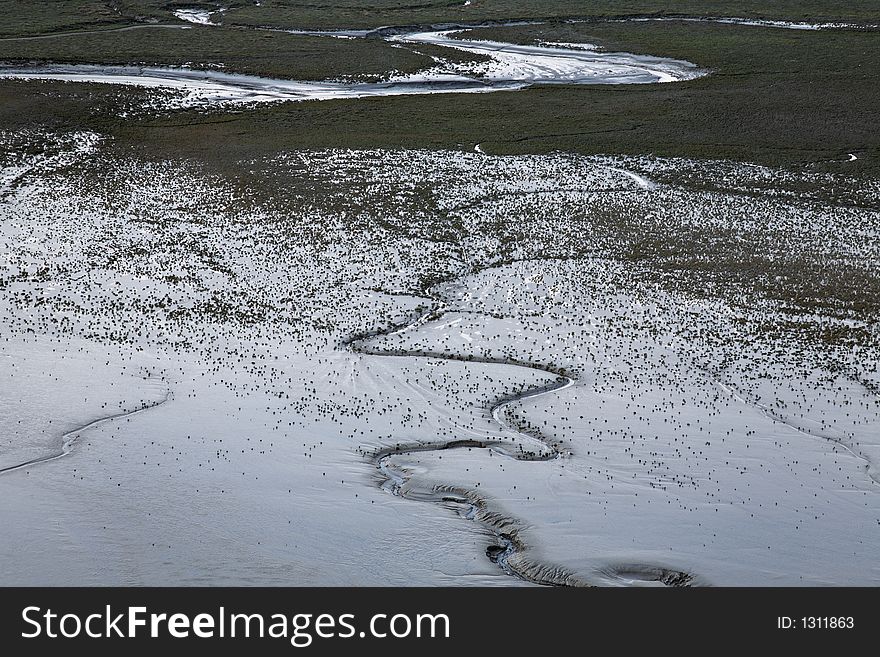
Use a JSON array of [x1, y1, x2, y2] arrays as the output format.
[[1, 134, 877, 585], [1, 2, 878, 588]]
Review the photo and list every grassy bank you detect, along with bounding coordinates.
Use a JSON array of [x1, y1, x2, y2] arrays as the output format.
[[0, 2, 877, 178]]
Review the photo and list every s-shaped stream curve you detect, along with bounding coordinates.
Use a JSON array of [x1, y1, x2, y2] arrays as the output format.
[[342, 264, 701, 587], [0, 379, 172, 476]]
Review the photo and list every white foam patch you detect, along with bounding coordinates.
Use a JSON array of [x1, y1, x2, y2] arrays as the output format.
[[173, 8, 226, 26], [391, 31, 702, 85]]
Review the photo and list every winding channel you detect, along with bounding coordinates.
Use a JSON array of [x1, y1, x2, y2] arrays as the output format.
[[343, 257, 699, 587], [0, 380, 171, 475], [343, 285, 584, 586], [0, 22, 704, 106], [709, 374, 880, 486]]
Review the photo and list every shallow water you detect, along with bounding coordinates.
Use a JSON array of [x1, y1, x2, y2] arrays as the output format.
[[2, 141, 877, 586], [0, 28, 703, 109]]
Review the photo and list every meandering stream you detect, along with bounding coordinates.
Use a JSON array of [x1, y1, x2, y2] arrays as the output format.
[[0, 23, 704, 108]]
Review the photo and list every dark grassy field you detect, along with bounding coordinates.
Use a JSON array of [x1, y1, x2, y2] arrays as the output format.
[[216, 0, 880, 30], [0, 24, 447, 80], [0, 1, 878, 179], [4, 1, 877, 36]]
